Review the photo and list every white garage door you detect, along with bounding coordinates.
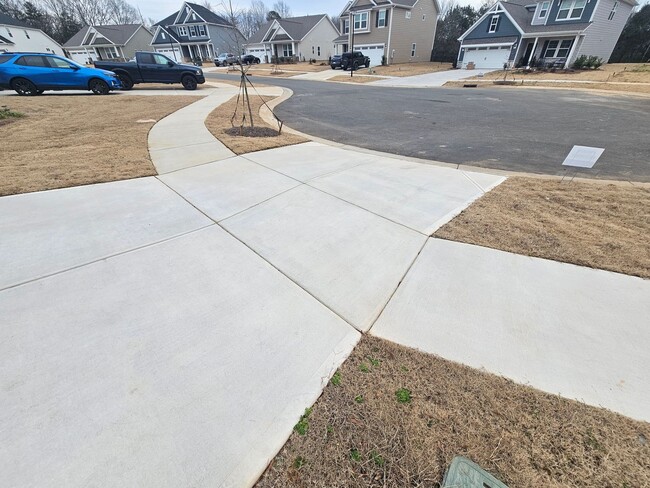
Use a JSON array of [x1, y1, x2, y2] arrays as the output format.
[[155, 47, 183, 62], [463, 46, 510, 69], [354, 44, 384, 67], [246, 47, 268, 63], [69, 50, 94, 65]]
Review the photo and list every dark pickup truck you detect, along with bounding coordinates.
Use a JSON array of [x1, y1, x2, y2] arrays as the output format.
[[94, 51, 205, 90]]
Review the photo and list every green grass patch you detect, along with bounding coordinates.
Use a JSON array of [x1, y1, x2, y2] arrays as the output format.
[[330, 371, 341, 386], [395, 388, 412, 403], [293, 408, 313, 436], [349, 448, 361, 462], [0, 106, 24, 120]]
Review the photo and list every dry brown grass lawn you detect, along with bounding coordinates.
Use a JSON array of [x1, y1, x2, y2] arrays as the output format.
[[373, 62, 453, 77], [435, 177, 650, 279], [205, 94, 307, 154], [470, 63, 650, 83], [257, 336, 650, 488], [0, 95, 196, 196], [330, 75, 380, 83]]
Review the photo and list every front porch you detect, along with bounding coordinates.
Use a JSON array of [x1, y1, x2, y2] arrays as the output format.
[[180, 43, 215, 63], [514, 35, 583, 70]]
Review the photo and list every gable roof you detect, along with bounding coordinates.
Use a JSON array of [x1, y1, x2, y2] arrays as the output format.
[[0, 12, 30, 28], [156, 2, 233, 27], [64, 24, 147, 47], [247, 14, 330, 44]]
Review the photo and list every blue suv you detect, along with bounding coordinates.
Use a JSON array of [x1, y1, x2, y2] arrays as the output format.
[[0, 52, 121, 96]]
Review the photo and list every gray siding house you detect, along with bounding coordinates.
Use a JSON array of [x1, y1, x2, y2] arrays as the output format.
[[457, 0, 637, 69], [151, 1, 245, 62], [335, 0, 440, 66], [64, 24, 152, 64]]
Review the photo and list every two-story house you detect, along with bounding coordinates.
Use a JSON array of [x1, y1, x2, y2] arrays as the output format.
[[334, 0, 440, 66], [151, 1, 246, 62], [0, 12, 63, 56], [64, 24, 153, 64], [244, 15, 340, 63], [457, 0, 637, 70]]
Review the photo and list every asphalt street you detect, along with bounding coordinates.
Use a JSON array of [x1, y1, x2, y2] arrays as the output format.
[[207, 73, 650, 182]]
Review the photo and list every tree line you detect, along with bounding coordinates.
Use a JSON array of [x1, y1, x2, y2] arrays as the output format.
[[0, 0, 296, 45]]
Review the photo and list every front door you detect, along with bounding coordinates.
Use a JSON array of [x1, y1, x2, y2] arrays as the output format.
[[521, 42, 534, 65]]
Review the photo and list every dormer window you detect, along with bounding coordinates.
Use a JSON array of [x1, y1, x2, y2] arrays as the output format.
[[557, 0, 586, 20], [489, 15, 499, 33], [189, 26, 196, 37], [608, 1, 618, 20], [177, 26, 188, 36], [539, 1, 550, 18]]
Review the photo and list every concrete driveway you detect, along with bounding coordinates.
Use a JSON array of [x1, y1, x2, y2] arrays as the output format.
[[2, 90, 648, 488], [370, 68, 476, 87]]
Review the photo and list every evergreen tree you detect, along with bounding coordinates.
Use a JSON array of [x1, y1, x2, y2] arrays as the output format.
[[610, 5, 650, 63]]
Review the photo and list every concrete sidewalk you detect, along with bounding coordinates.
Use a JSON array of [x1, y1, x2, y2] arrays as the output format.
[[1, 88, 648, 488]]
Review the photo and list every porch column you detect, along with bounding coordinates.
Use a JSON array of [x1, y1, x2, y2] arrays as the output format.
[[292, 42, 296, 60], [526, 36, 539, 69], [565, 35, 581, 69]]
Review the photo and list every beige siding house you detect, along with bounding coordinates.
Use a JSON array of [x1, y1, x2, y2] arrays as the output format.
[[335, 0, 440, 65], [245, 15, 340, 63]]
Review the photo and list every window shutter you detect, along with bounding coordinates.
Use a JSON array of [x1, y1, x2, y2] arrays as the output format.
[[375, 11, 379, 27], [385, 9, 389, 26]]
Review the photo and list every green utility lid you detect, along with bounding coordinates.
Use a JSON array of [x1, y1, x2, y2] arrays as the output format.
[[442, 456, 509, 488]]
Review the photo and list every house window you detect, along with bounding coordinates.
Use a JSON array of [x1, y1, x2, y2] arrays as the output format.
[[354, 12, 368, 30], [177, 26, 188, 36], [544, 39, 573, 57], [411, 43, 416, 56], [377, 9, 387, 27], [317, 46, 321, 56], [6, 28, 12, 37], [282, 44, 293, 57], [161, 32, 167, 39], [557, 0, 586, 20], [24, 30, 30, 39], [198, 25, 206, 36], [189, 26, 196, 37], [608, 1, 618, 20], [405, 11, 411, 19], [489, 15, 499, 33], [539, 1, 550, 18], [312, 46, 314, 54], [422, 14, 426, 21]]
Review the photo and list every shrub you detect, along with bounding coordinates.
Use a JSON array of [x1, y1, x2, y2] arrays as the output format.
[[573, 54, 587, 69], [588, 55, 603, 69]]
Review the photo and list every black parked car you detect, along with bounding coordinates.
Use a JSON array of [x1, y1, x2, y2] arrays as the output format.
[[341, 51, 370, 71], [330, 54, 342, 69], [240, 54, 261, 65], [94, 51, 204, 90]]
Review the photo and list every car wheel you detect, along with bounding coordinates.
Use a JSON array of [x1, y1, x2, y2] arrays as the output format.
[[11, 78, 38, 96], [365, 62, 370, 68], [255, 59, 260, 64], [89, 79, 110, 95], [35, 90, 44, 95], [182, 75, 198, 91], [353, 61, 359, 70], [331, 65, 335, 69], [117, 74, 133, 91]]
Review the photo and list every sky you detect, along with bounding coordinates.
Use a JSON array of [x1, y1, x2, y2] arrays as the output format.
[[133, 0, 487, 23]]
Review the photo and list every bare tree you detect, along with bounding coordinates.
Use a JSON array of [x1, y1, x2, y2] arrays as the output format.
[[438, 0, 457, 19], [249, 0, 268, 31], [271, 0, 290, 18]]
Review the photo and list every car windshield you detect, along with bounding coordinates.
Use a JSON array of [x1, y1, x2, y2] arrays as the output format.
[[0, 54, 13, 64]]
